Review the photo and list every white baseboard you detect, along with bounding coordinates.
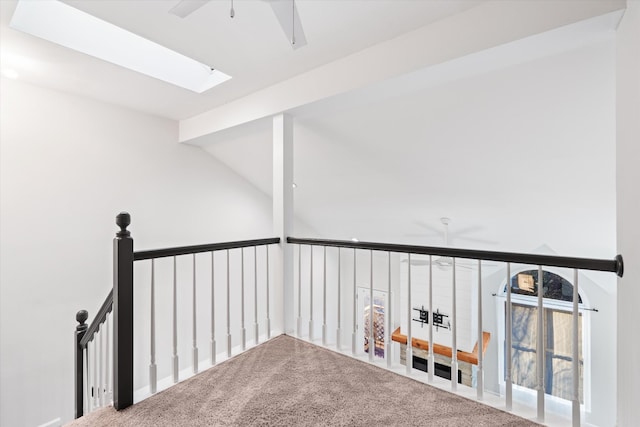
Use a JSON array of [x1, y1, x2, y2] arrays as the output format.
[[37, 418, 61, 427]]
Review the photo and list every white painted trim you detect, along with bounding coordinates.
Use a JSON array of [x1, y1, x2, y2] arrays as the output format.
[[179, 0, 624, 142], [272, 113, 294, 334]]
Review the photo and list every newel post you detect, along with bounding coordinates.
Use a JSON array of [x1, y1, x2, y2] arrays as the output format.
[[113, 212, 134, 410], [74, 310, 88, 418]]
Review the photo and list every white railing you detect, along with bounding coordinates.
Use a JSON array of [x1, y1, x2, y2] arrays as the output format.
[[74, 214, 622, 427], [74, 213, 279, 418], [287, 236, 623, 427]]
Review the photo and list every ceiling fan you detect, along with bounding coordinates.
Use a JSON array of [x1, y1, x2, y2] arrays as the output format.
[[403, 217, 494, 270], [169, 0, 307, 48]]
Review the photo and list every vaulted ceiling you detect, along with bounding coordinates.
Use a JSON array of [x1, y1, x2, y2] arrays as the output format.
[[0, 0, 480, 119], [0, 0, 625, 271]]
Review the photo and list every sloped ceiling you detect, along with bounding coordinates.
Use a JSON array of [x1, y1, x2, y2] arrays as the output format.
[[201, 33, 617, 262], [0, 0, 480, 119], [0, 0, 620, 265]]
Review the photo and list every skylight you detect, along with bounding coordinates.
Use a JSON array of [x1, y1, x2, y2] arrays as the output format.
[[9, 0, 231, 93]]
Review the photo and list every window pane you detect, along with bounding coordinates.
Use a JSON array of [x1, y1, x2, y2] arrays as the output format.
[[507, 270, 582, 303], [506, 303, 583, 403], [545, 309, 583, 403]]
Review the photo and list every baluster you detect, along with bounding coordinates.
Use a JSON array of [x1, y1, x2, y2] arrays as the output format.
[[254, 246, 259, 344], [572, 269, 580, 427], [323, 246, 327, 346], [98, 325, 103, 406], [451, 258, 458, 392], [337, 248, 342, 351], [428, 255, 434, 382], [172, 256, 179, 383], [309, 245, 314, 341], [211, 252, 216, 365], [150, 259, 157, 393], [87, 340, 93, 413], [537, 265, 545, 422], [74, 310, 88, 418], [369, 250, 374, 362], [103, 327, 108, 405], [241, 248, 246, 351], [386, 251, 391, 368], [227, 249, 232, 357], [477, 259, 484, 400], [192, 254, 199, 373], [83, 346, 89, 414], [297, 244, 302, 337], [266, 245, 271, 339], [102, 325, 107, 405], [352, 248, 357, 355], [92, 337, 98, 408], [105, 313, 111, 403], [406, 254, 412, 376], [505, 262, 513, 410]]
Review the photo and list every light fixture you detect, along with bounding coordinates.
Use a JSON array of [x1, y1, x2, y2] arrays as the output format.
[[1, 68, 19, 79], [292, 183, 297, 189], [351, 238, 359, 243], [9, 0, 231, 93]]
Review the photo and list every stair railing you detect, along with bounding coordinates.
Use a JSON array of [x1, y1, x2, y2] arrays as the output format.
[[74, 291, 113, 417], [287, 236, 623, 427], [74, 212, 280, 418], [74, 213, 623, 427]]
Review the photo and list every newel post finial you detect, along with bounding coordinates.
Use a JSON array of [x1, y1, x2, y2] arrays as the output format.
[[116, 212, 131, 237], [76, 310, 88, 330]]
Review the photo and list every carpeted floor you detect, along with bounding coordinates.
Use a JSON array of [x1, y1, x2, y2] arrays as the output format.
[[67, 335, 538, 426]]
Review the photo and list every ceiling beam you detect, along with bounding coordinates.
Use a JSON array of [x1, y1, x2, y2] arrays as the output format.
[[179, 0, 625, 143]]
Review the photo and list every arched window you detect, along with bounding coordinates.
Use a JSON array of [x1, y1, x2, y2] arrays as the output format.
[[502, 270, 584, 404], [507, 270, 582, 303]]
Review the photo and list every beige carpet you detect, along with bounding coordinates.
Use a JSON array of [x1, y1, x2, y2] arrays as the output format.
[[68, 335, 538, 426]]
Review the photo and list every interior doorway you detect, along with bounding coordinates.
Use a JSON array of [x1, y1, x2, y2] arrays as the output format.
[[356, 287, 388, 358]]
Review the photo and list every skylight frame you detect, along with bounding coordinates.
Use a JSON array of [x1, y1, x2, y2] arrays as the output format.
[[9, 0, 231, 93]]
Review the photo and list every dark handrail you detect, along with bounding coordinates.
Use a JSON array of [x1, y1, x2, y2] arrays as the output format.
[[134, 237, 281, 261], [287, 237, 624, 277], [80, 289, 114, 348]]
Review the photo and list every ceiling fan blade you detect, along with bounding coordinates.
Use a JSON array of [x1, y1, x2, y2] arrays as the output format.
[[403, 233, 437, 238], [401, 259, 431, 266], [169, 0, 209, 18], [455, 259, 499, 267], [453, 235, 499, 245], [449, 225, 484, 236], [266, 0, 307, 49], [413, 220, 442, 235]]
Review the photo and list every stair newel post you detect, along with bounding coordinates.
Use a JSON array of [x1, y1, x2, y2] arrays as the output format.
[[113, 212, 134, 410], [74, 310, 88, 419]]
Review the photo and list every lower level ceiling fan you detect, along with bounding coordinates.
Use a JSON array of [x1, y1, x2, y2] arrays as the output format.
[[403, 218, 494, 270]]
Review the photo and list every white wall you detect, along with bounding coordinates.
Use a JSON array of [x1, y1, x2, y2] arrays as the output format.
[[0, 79, 273, 427], [292, 39, 617, 260], [616, 1, 640, 425]]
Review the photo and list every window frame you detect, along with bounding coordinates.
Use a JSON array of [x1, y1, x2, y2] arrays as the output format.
[[496, 268, 592, 417]]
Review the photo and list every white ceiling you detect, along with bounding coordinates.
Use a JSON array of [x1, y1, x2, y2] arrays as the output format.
[[0, 0, 622, 273], [200, 18, 619, 261], [0, 0, 480, 120]]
